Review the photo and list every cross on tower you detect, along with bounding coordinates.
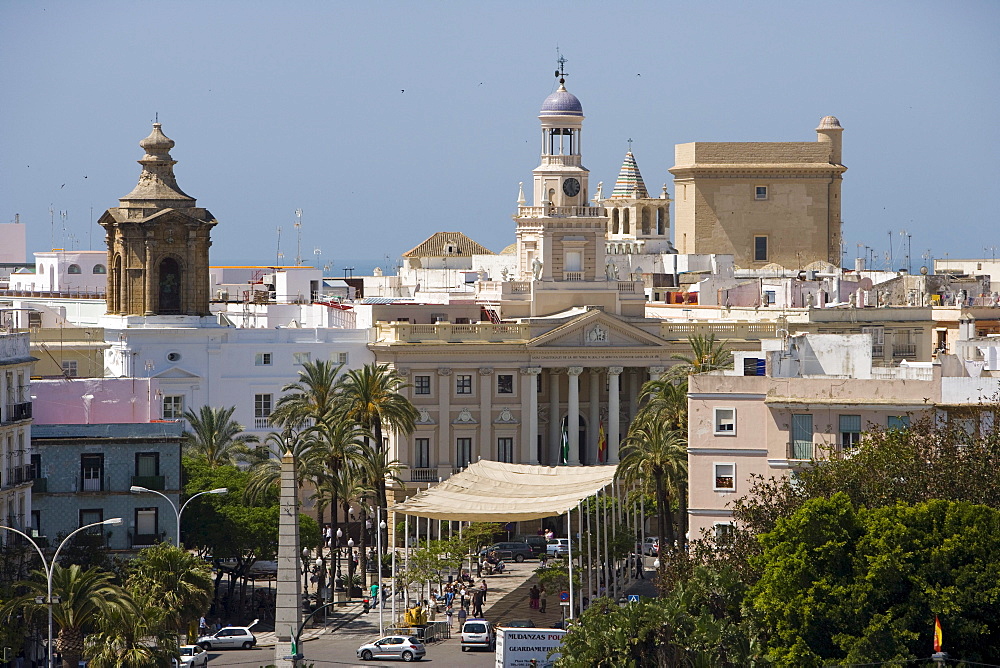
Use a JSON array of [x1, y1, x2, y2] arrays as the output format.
[[555, 51, 567, 84], [628, 138, 633, 152]]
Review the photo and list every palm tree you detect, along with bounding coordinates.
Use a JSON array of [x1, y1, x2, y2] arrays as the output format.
[[126, 542, 213, 637], [637, 376, 689, 433], [617, 419, 688, 592], [84, 588, 178, 668], [1, 563, 134, 668], [670, 333, 733, 376], [182, 405, 258, 467], [339, 363, 418, 552], [271, 359, 344, 428]]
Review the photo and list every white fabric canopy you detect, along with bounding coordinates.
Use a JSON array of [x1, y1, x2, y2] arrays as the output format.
[[390, 460, 618, 521]]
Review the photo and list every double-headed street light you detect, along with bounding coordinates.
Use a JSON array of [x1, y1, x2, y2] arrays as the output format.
[[129, 485, 227, 547], [1, 518, 122, 668]]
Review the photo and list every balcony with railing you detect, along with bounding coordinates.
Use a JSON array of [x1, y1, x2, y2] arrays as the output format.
[[3, 401, 32, 423], [517, 204, 605, 218], [658, 321, 778, 341], [563, 271, 583, 281], [377, 322, 530, 344], [790, 440, 814, 460], [254, 416, 273, 430], [891, 344, 917, 358], [131, 475, 166, 491], [32, 477, 47, 493], [4, 464, 33, 488], [81, 471, 105, 492], [410, 468, 437, 483]]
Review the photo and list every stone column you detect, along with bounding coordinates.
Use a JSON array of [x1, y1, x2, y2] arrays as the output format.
[[548, 369, 561, 465], [589, 369, 601, 465], [479, 368, 493, 459], [437, 368, 451, 470], [567, 367, 583, 466], [521, 367, 542, 464], [143, 239, 155, 315], [274, 449, 302, 667], [649, 365, 666, 381], [608, 367, 623, 464]]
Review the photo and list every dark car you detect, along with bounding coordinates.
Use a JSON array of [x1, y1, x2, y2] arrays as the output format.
[[518, 535, 549, 557], [479, 541, 534, 563]]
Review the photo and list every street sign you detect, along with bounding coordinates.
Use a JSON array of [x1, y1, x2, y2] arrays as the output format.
[[559, 591, 569, 602], [627, 594, 640, 603]]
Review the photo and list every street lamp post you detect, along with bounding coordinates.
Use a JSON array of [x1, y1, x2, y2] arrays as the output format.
[[130, 485, 227, 546], [335, 528, 343, 593], [1, 518, 122, 668], [377, 513, 387, 636], [346, 538, 355, 600]]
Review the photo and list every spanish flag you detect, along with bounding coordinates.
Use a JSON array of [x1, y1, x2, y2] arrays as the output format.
[[933, 615, 943, 653], [597, 421, 607, 463]]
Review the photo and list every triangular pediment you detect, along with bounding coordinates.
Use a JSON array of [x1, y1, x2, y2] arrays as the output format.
[[528, 310, 668, 348], [152, 366, 202, 379]]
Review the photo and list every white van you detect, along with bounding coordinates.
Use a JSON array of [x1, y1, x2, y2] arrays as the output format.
[[460, 618, 495, 652]]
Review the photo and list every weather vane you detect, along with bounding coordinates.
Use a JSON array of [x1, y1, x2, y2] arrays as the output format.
[[555, 49, 567, 84]]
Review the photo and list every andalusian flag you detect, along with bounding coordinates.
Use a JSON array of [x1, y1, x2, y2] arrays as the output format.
[[597, 421, 607, 463], [560, 416, 569, 464], [934, 616, 943, 653]]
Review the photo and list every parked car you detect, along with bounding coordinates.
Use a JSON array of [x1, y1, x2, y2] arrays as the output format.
[[460, 618, 495, 652], [196, 619, 258, 650], [356, 635, 425, 662], [546, 538, 570, 556], [641, 537, 660, 556], [517, 535, 549, 557], [175, 645, 208, 667], [499, 619, 535, 628], [479, 541, 534, 562]]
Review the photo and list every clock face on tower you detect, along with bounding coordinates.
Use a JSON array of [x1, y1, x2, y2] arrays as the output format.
[[562, 177, 581, 197]]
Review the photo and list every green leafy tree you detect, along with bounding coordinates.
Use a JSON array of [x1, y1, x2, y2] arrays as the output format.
[[182, 405, 258, 467], [126, 542, 213, 636], [84, 588, 178, 668], [749, 493, 1000, 666], [1, 564, 133, 668]]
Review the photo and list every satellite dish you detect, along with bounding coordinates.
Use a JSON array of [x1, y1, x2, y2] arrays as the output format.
[[859, 277, 874, 291], [920, 266, 929, 275]]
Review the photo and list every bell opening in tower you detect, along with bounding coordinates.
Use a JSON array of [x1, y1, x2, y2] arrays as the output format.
[[547, 128, 577, 155], [158, 257, 182, 314]]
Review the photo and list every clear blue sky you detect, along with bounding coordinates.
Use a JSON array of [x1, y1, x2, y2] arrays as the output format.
[[2, 1, 997, 272]]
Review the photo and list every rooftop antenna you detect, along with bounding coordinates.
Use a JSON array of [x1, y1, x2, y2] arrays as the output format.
[[49, 206, 54, 250], [294, 209, 303, 266], [275, 226, 283, 266], [313, 247, 322, 267], [555, 49, 567, 84]]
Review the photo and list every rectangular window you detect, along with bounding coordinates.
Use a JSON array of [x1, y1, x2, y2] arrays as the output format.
[[255, 393, 273, 429], [456, 375, 473, 395], [743, 358, 766, 376], [30, 453, 41, 480], [565, 251, 582, 272], [31, 510, 41, 537], [764, 290, 776, 305], [456, 438, 472, 467], [714, 408, 736, 435], [254, 352, 272, 366], [792, 414, 814, 459], [135, 507, 158, 537], [61, 360, 78, 377], [80, 454, 104, 492], [79, 508, 104, 533], [414, 375, 431, 395], [336, 352, 348, 365], [293, 352, 311, 365], [497, 437, 514, 463], [888, 415, 911, 430], [714, 463, 735, 491], [415, 438, 430, 469], [840, 415, 862, 451], [162, 395, 184, 420], [754, 236, 768, 262], [497, 374, 514, 394], [755, 185, 768, 200], [714, 522, 735, 543], [135, 452, 159, 477]]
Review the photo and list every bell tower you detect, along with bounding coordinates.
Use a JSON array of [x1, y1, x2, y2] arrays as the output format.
[[515, 57, 607, 284], [99, 123, 216, 318]]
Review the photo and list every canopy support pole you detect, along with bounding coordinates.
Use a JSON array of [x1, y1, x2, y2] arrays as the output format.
[[586, 495, 593, 609], [578, 498, 584, 616], [566, 507, 574, 619]]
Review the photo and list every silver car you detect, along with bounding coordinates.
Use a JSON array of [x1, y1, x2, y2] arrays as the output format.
[[176, 644, 208, 667], [356, 635, 426, 662], [196, 619, 258, 650]]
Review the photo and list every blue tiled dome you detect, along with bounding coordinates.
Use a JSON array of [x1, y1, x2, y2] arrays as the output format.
[[540, 85, 583, 116]]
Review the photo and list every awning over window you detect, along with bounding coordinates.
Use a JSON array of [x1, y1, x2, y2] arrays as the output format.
[[390, 460, 618, 521]]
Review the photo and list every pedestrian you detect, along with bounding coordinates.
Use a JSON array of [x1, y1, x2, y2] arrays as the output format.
[[538, 586, 547, 614], [457, 605, 468, 629], [446, 605, 454, 628], [198, 615, 208, 635], [636, 553, 645, 579], [471, 589, 484, 617], [370, 582, 379, 607], [528, 584, 539, 610], [479, 578, 488, 604]]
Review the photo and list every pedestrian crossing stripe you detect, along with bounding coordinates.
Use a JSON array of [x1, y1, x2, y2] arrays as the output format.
[[627, 594, 640, 603]]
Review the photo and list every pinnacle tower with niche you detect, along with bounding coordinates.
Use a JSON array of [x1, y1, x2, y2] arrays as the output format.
[[99, 123, 217, 318]]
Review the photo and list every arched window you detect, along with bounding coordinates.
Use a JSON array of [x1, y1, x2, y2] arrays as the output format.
[[67, 264, 81, 274], [656, 208, 666, 235], [93, 264, 107, 274], [622, 209, 630, 235], [641, 208, 651, 235], [612, 209, 620, 235]]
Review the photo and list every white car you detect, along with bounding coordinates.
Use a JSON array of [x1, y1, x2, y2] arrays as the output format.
[[546, 538, 570, 556], [642, 537, 660, 556], [176, 644, 208, 667], [196, 619, 259, 650]]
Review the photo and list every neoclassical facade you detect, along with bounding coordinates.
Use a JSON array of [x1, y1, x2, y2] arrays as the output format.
[[99, 123, 216, 318]]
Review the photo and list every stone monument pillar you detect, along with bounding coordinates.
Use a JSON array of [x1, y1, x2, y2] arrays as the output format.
[[274, 449, 302, 667]]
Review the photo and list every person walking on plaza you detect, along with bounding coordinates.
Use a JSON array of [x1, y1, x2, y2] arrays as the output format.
[[457, 605, 468, 628], [471, 589, 484, 617], [528, 584, 540, 610], [538, 586, 547, 614]]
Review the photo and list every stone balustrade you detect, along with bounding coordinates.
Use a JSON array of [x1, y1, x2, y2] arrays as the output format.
[[377, 322, 531, 343]]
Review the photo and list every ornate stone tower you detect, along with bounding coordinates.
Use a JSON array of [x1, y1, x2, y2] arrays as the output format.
[[514, 59, 607, 284], [99, 123, 216, 317], [598, 149, 673, 255]]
